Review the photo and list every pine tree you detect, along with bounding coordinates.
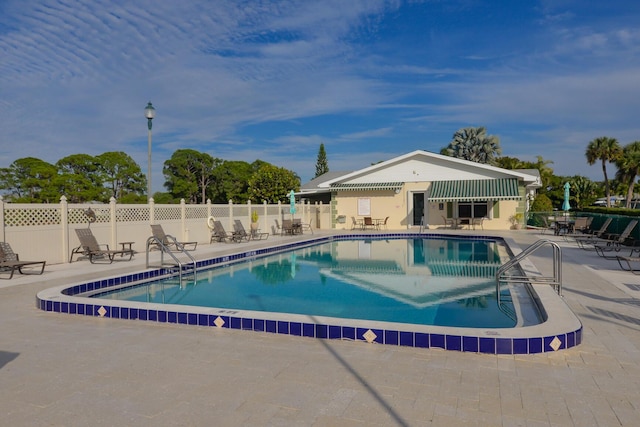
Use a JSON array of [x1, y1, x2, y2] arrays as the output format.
[[314, 143, 329, 178]]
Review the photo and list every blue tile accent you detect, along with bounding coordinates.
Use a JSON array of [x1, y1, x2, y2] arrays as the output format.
[[462, 336, 478, 352], [77, 304, 85, 315], [342, 326, 356, 341], [328, 325, 341, 339], [289, 322, 301, 336], [446, 335, 462, 351], [253, 319, 265, 331], [230, 317, 241, 329], [198, 314, 208, 326], [302, 323, 314, 337], [168, 312, 178, 323], [157, 311, 167, 323], [61, 302, 69, 313], [513, 338, 528, 354], [315, 324, 328, 339], [187, 313, 197, 325], [431, 334, 445, 349], [479, 337, 496, 354], [385, 330, 399, 346], [121, 307, 129, 320], [69, 303, 77, 314], [277, 321, 289, 334], [53, 301, 61, 312], [242, 318, 253, 330], [399, 331, 414, 347], [371, 328, 383, 344], [567, 331, 575, 348], [575, 328, 582, 345], [496, 338, 512, 354], [265, 319, 276, 333], [529, 337, 543, 353], [417, 332, 433, 348]]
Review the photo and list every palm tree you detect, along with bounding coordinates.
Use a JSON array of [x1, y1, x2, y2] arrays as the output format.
[[444, 127, 501, 164], [570, 176, 599, 209], [586, 137, 622, 207], [614, 141, 640, 208]]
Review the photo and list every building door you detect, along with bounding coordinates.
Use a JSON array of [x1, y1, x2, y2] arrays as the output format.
[[412, 193, 424, 226]]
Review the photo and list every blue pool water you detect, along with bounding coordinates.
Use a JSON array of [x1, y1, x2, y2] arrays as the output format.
[[91, 237, 539, 328]]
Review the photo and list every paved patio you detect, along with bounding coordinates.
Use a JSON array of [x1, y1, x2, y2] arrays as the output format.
[[1, 230, 640, 426]]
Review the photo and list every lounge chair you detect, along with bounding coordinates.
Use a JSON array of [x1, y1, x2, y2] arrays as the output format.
[[150, 224, 197, 251], [571, 217, 613, 245], [211, 220, 237, 243], [615, 255, 640, 275], [591, 220, 639, 257], [234, 220, 268, 241], [577, 219, 636, 250], [0, 242, 46, 279], [70, 228, 134, 263]]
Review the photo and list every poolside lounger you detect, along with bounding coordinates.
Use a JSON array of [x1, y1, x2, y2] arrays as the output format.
[[616, 256, 640, 275], [234, 220, 268, 241], [70, 228, 134, 263], [150, 224, 197, 251], [0, 242, 46, 279], [578, 220, 637, 251], [212, 220, 243, 243]]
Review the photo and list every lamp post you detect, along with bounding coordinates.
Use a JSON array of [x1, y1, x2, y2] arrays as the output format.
[[144, 102, 155, 200]]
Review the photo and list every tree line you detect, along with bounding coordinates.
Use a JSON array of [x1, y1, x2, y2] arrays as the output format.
[[1, 131, 636, 209], [0, 149, 300, 204]]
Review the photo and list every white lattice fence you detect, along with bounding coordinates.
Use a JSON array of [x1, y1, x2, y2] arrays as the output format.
[[0, 196, 327, 264]]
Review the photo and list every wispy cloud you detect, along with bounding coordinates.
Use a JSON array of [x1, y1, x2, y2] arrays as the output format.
[[1, 0, 639, 186]]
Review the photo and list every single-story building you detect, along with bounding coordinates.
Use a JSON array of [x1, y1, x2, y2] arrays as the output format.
[[299, 150, 541, 230]]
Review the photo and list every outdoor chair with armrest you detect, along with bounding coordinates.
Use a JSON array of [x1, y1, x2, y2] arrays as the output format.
[[150, 224, 197, 251], [570, 217, 613, 244], [0, 242, 46, 279], [441, 215, 455, 229], [363, 217, 376, 230], [578, 219, 637, 250], [591, 220, 639, 256], [211, 221, 238, 243], [70, 228, 133, 263], [234, 220, 268, 241]]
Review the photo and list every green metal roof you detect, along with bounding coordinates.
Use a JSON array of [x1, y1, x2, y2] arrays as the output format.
[[429, 178, 520, 202], [329, 182, 403, 191]]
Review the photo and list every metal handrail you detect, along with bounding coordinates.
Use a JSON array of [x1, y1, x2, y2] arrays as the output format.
[[146, 236, 197, 284], [496, 239, 562, 295]]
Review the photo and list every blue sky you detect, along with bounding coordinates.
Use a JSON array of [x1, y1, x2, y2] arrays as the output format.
[[1, 0, 640, 192]]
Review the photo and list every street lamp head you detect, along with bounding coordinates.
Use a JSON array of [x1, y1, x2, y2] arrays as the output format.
[[144, 102, 156, 119], [144, 102, 155, 130]]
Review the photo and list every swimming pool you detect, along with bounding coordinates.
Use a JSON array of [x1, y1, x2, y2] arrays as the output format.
[[93, 238, 531, 328], [37, 233, 583, 354]]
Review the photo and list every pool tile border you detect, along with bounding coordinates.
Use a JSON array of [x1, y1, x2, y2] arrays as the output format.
[[37, 233, 582, 355]]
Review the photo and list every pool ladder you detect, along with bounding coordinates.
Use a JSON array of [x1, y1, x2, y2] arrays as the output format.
[[496, 239, 562, 295], [495, 239, 561, 322], [145, 235, 197, 284]]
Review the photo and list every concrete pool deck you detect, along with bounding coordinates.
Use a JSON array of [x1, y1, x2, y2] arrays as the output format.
[[1, 230, 640, 426]]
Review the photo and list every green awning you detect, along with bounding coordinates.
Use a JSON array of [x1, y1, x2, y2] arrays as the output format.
[[429, 179, 520, 202], [330, 182, 403, 191]]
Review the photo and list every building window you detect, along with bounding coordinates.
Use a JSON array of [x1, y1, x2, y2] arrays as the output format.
[[458, 201, 489, 218]]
